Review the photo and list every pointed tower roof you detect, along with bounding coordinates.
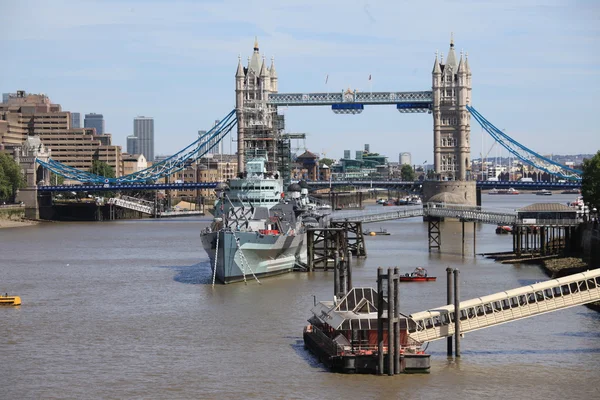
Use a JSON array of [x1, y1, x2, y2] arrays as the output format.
[[249, 37, 262, 74], [270, 56, 277, 78], [465, 52, 471, 74], [432, 51, 441, 74], [259, 56, 269, 77], [236, 55, 245, 77], [457, 51, 464, 74], [445, 32, 458, 72]]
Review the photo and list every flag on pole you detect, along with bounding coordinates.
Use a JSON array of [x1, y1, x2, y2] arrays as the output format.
[[368, 74, 372, 81], [325, 74, 329, 84]]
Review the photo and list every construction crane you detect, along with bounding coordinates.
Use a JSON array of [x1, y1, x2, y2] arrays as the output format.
[[480, 141, 498, 180]]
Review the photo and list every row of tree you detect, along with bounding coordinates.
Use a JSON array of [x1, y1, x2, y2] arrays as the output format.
[[582, 150, 600, 212], [0, 153, 25, 203]]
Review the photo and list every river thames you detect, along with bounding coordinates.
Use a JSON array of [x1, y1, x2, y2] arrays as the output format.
[[2, 193, 599, 399]]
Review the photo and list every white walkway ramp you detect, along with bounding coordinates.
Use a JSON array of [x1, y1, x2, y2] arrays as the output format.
[[107, 196, 154, 215], [331, 203, 517, 225], [407, 269, 600, 343]]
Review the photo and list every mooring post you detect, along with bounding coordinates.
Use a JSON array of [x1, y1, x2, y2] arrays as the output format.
[[307, 230, 314, 271], [346, 249, 352, 291], [333, 253, 340, 299], [377, 267, 384, 375], [473, 222, 476, 257], [446, 267, 453, 357], [387, 267, 394, 376], [461, 220, 465, 257], [453, 268, 461, 357], [393, 267, 400, 375]]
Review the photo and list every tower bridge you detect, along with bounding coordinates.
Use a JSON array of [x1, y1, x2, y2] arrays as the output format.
[[19, 35, 583, 219]]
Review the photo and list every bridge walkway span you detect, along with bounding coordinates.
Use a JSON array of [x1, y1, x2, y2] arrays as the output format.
[[107, 196, 154, 215], [407, 269, 600, 343], [332, 203, 517, 225]]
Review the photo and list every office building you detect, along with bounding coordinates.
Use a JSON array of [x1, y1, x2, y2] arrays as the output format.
[[344, 150, 351, 159], [134, 116, 154, 161], [0, 91, 122, 176], [127, 135, 138, 155], [400, 152, 412, 166], [84, 113, 105, 135], [70, 112, 81, 128]]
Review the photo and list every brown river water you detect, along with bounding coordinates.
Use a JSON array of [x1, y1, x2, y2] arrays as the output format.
[[1, 193, 599, 399]]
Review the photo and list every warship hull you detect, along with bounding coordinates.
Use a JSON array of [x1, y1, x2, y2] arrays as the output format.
[[201, 230, 306, 284]]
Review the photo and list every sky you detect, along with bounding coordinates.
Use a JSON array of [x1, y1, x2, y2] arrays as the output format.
[[1, 0, 599, 164]]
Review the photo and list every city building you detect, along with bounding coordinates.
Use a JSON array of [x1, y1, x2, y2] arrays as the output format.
[[126, 135, 138, 155], [166, 154, 238, 200], [344, 150, 351, 159], [400, 152, 411, 166], [84, 113, 105, 135], [70, 112, 81, 129], [432, 36, 472, 180], [0, 91, 122, 176], [121, 153, 147, 176], [134, 116, 154, 161]]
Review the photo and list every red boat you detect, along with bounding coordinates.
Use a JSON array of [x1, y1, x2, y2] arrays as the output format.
[[400, 267, 436, 282]]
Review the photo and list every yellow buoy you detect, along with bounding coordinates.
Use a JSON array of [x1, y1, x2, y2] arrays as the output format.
[[0, 295, 21, 306], [369, 231, 376, 236]]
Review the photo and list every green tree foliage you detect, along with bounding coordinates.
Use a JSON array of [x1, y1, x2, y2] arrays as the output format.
[[400, 164, 415, 181], [581, 150, 600, 210], [319, 158, 335, 167], [0, 153, 25, 202], [89, 160, 115, 179], [49, 172, 65, 185]]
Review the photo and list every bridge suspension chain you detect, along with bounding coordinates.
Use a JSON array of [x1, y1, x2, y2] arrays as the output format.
[[36, 109, 238, 184], [467, 106, 582, 181]]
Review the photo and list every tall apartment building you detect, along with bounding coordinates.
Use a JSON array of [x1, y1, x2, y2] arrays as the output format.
[[84, 113, 105, 135], [126, 135, 138, 155], [133, 116, 154, 161], [70, 112, 81, 128], [0, 91, 122, 176]]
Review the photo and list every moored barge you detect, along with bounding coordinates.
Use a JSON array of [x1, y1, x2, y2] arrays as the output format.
[[303, 287, 430, 374]]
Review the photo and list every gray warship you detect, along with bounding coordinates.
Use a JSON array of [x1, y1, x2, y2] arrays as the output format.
[[200, 157, 325, 284]]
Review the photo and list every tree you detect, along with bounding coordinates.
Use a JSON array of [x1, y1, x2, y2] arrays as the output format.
[[89, 160, 115, 178], [50, 172, 65, 185], [582, 150, 600, 210], [400, 164, 415, 181], [0, 153, 25, 203], [320, 158, 335, 168]]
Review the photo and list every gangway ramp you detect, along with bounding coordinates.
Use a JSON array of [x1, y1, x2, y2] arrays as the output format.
[[331, 203, 516, 225], [407, 269, 600, 343], [107, 196, 154, 215]]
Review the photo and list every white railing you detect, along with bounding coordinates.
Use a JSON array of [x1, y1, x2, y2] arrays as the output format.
[[408, 269, 600, 343], [107, 198, 154, 215]]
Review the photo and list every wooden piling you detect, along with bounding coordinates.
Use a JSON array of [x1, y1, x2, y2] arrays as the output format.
[[473, 222, 477, 257], [453, 268, 461, 357], [446, 267, 453, 357], [461, 220, 465, 257], [377, 267, 384, 375], [387, 267, 394, 376], [393, 267, 400, 375]]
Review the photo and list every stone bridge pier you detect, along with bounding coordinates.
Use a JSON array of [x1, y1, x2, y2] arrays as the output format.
[[15, 136, 51, 219]]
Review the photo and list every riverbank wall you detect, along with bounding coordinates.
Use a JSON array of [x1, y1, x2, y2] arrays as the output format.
[[0, 206, 39, 228], [539, 223, 600, 311]]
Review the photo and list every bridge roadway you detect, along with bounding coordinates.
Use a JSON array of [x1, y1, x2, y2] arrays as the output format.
[[407, 269, 600, 343], [38, 180, 580, 192], [332, 203, 519, 225]]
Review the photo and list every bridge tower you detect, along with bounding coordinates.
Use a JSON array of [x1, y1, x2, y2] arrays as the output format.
[[14, 135, 51, 219], [425, 35, 476, 205], [235, 38, 280, 173], [432, 34, 472, 180]]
